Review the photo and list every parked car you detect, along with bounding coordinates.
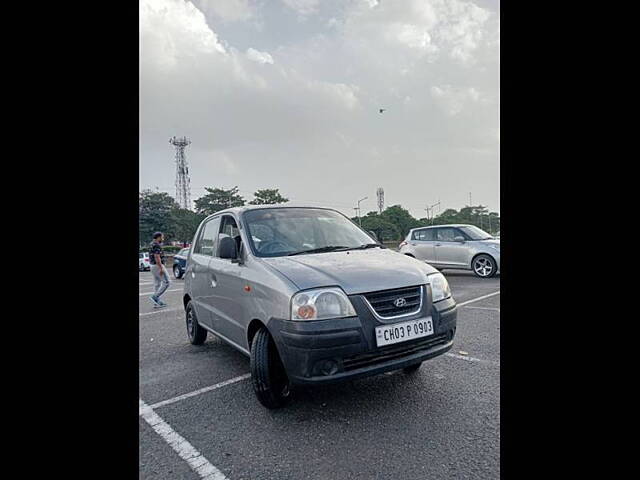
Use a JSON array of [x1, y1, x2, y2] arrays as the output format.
[[172, 248, 190, 279], [139, 252, 150, 271], [183, 205, 457, 408], [399, 224, 500, 278]]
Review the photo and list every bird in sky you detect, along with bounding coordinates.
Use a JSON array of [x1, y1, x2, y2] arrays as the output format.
[[379, 108, 386, 113]]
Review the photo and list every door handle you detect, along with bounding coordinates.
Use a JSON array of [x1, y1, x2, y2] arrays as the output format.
[[435, 243, 441, 246]]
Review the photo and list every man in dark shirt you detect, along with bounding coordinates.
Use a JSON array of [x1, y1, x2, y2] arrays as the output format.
[[149, 232, 171, 308]]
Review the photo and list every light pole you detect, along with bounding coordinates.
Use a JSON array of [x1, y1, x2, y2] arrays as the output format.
[[356, 196, 368, 226], [426, 201, 441, 225]]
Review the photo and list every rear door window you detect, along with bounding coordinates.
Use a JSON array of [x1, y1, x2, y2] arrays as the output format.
[[194, 217, 221, 256], [412, 229, 435, 241]]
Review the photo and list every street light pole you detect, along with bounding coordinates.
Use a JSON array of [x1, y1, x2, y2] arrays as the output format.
[[356, 196, 368, 226]]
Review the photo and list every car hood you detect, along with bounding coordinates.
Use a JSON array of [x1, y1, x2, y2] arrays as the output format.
[[261, 248, 438, 295]]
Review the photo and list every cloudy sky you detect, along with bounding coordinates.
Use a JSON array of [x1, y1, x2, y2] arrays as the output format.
[[140, 0, 500, 219]]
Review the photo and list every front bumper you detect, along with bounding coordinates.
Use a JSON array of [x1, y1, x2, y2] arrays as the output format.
[[269, 293, 457, 386]]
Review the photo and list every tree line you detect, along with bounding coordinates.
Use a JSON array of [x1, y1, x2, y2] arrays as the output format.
[[139, 187, 288, 246], [139, 186, 499, 246]]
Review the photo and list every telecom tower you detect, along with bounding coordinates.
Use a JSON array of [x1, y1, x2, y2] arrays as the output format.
[[376, 187, 385, 214], [169, 136, 192, 210]]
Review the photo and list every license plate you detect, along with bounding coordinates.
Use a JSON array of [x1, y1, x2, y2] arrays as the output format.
[[375, 317, 434, 347]]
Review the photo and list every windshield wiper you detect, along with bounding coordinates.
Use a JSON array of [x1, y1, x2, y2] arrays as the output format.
[[288, 245, 350, 256], [346, 243, 386, 250]]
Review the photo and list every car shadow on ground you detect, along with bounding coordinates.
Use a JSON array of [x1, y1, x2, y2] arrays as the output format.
[[196, 335, 453, 416]]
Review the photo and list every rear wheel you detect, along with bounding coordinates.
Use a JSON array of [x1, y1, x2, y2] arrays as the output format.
[[185, 301, 207, 345], [472, 254, 497, 278], [403, 362, 423, 374], [250, 327, 292, 409]]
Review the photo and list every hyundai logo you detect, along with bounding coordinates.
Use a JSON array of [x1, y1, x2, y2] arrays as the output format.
[[394, 297, 407, 307]]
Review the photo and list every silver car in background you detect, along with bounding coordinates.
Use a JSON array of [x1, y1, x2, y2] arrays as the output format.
[[399, 224, 500, 278]]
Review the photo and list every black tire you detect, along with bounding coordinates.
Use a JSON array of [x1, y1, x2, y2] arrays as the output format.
[[173, 264, 183, 279], [472, 254, 497, 278], [185, 301, 207, 345], [403, 362, 423, 374], [250, 327, 292, 409]]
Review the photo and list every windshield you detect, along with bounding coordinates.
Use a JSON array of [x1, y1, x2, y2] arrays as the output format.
[[459, 225, 494, 240], [243, 208, 376, 257]]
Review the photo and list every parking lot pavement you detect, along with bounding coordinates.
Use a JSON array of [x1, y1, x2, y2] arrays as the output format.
[[139, 270, 500, 479]]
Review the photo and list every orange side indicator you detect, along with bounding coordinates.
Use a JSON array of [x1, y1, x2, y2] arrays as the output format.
[[244, 285, 251, 292]]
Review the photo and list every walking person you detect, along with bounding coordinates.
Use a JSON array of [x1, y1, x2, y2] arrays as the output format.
[[149, 232, 170, 308]]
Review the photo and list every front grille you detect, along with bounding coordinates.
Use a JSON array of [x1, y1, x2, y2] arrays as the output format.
[[362, 285, 422, 318], [343, 333, 449, 371]]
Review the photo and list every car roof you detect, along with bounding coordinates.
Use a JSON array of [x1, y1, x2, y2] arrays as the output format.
[[203, 204, 341, 220], [410, 224, 474, 232]]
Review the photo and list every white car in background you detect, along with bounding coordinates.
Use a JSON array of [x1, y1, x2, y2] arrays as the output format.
[[139, 252, 151, 271], [399, 224, 500, 278]]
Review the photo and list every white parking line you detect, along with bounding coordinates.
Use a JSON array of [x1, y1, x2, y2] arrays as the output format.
[[462, 306, 500, 312], [139, 288, 182, 296], [139, 308, 182, 317], [457, 290, 500, 307], [150, 374, 251, 409], [139, 400, 228, 480], [445, 352, 499, 366]]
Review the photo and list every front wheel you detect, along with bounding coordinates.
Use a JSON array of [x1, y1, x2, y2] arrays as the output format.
[[250, 327, 292, 409], [472, 254, 497, 278], [173, 264, 183, 279]]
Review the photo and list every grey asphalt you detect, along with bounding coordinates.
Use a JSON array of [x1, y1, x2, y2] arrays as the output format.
[[139, 269, 500, 479]]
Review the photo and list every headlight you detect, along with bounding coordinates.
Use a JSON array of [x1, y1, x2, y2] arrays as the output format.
[[428, 273, 451, 302], [291, 287, 357, 321]]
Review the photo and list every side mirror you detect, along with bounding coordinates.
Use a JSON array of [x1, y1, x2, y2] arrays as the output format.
[[218, 236, 238, 259], [454, 236, 465, 243], [368, 230, 379, 242]]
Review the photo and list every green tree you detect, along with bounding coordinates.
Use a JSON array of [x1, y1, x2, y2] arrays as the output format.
[[380, 205, 422, 239], [249, 188, 289, 205], [194, 186, 245, 216], [171, 208, 205, 245], [139, 190, 180, 245], [358, 212, 399, 242], [431, 205, 500, 234]]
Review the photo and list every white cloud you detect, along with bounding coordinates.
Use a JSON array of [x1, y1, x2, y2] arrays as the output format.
[[140, 0, 226, 70], [191, 0, 254, 22], [430, 85, 481, 116], [344, 0, 493, 66], [281, 0, 319, 16], [246, 47, 274, 64]]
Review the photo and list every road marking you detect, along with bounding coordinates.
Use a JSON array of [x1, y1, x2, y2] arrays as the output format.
[[445, 352, 499, 366], [462, 306, 501, 312], [139, 400, 228, 480], [456, 290, 500, 307], [139, 288, 182, 296], [139, 308, 182, 317], [150, 374, 252, 410]]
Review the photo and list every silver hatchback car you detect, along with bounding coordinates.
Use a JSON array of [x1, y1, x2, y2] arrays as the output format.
[[399, 224, 500, 278], [183, 206, 457, 408]]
